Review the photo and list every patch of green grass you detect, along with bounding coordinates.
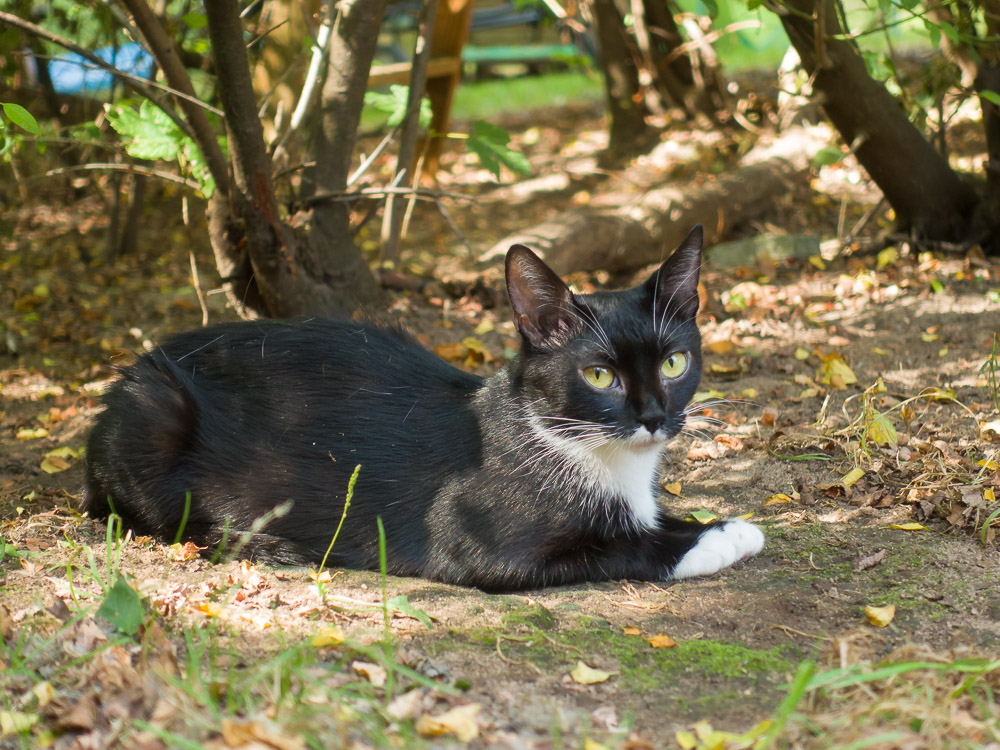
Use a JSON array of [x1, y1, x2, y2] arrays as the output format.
[[361, 70, 602, 131]]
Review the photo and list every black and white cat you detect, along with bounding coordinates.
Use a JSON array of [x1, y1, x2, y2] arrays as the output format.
[[85, 226, 763, 591]]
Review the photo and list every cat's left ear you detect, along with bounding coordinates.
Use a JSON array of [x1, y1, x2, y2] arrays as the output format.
[[506, 245, 578, 349], [646, 225, 703, 318]]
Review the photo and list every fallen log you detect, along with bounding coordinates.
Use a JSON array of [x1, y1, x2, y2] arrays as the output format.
[[481, 125, 831, 274]]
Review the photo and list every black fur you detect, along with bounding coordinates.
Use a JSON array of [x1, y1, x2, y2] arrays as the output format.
[[85, 227, 733, 591]]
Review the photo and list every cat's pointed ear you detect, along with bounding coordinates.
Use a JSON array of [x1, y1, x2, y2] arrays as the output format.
[[506, 245, 578, 349], [647, 225, 703, 318]]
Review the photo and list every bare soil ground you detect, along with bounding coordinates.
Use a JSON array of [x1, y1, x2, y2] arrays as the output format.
[[2, 105, 999, 749]]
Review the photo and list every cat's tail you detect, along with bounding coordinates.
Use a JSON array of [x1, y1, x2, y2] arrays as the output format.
[[84, 352, 201, 529]]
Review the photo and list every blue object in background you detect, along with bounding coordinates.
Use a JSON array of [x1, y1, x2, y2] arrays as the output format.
[[47, 42, 155, 96]]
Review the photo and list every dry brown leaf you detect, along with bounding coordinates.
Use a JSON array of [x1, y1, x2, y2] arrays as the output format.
[[352, 660, 387, 687], [854, 549, 887, 572], [386, 689, 424, 721], [622, 626, 641, 636], [646, 634, 678, 648], [221, 718, 305, 750], [662, 482, 683, 497], [57, 691, 99, 731], [168, 541, 205, 561]]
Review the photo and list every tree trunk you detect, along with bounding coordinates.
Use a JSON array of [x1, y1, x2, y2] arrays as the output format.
[[482, 126, 829, 274], [773, 0, 978, 241], [204, 0, 382, 317], [589, 0, 652, 161], [297, 0, 386, 312]]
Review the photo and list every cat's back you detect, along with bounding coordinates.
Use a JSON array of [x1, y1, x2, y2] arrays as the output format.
[[156, 317, 481, 395]]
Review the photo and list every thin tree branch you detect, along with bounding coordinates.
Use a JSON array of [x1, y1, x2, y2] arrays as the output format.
[[41, 162, 202, 188], [382, 0, 439, 261]]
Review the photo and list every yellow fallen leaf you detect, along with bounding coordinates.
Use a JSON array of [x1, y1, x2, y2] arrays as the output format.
[[676, 730, 697, 750], [308, 569, 333, 583], [311, 626, 346, 648], [584, 739, 608, 750], [352, 660, 387, 687], [663, 482, 683, 497], [872, 346, 888, 355], [195, 602, 224, 618], [707, 339, 736, 355], [985, 488, 996, 502], [622, 626, 641, 636], [977, 458, 999, 471], [799, 388, 820, 399], [868, 415, 897, 446], [842, 467, 865, 488], [17, 428, 48, 440], [938, 346, 949, 357], [239, 613, 272, 630], [809, 255, 826, 270], [40, 455, 72, 474], [735, 511, 755, 520], [865, 604, 895, 627], [921, 332, 939, 342], [473, 318, 494, 335], [710, 363, 741, 375], [888, 523, 927, 531], [763, 493, 793, 506], [646, 634, 678, 648], [433, 342, 466, 361], [0, 711, 38, 735], [415, 703, 481, 742], [570, 661, 616, 684], [692, 389, 725, 403], [31, 681, 54, 708], [816, 354, 858, 388], [741, 387, 757, 399], [794, 347, 811, 361], [876, 247, 898, 268], [45, 446, 79, 459]]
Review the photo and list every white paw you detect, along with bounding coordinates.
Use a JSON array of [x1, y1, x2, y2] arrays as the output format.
[[671, 520, 765, 579]]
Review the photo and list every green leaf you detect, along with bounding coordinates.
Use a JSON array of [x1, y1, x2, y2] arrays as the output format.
[[364, 85, 432, 129], [689, 508, 718, 524], [981, 90, 1000, 107], [96, 576, 144, 635], [387, 594, 434, 629], [939, 20, 960, 44], [182, 12, 207, 29], [106, 101, 185, 161], [812, 145, 844, 168], [2, 102, 40, 135], [466, 120, 531, 179], [924, 19, 941, 49]]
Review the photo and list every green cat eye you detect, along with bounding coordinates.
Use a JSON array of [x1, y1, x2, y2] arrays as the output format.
[[583, 366, 616, 389], [660, 352, 687, 379]]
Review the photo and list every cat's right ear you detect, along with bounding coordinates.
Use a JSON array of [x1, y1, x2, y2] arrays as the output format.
[[647, 225, 704, 319], [505, 245, 578, 349]]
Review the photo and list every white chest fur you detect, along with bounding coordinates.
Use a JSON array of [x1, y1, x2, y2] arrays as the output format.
[[529, 419, 663, 530]]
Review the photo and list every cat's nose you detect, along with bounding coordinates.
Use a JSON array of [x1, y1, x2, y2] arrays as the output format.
[[638, 413, 665, 435]]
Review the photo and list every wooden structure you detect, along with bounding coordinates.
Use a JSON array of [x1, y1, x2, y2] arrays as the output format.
[[368, 0, 474, 175]]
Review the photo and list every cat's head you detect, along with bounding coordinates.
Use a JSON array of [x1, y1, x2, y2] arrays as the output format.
[[505, 226, 704, 448]]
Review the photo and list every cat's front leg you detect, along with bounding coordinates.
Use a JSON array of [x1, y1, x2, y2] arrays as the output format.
[[670, 519, 764, 579]]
